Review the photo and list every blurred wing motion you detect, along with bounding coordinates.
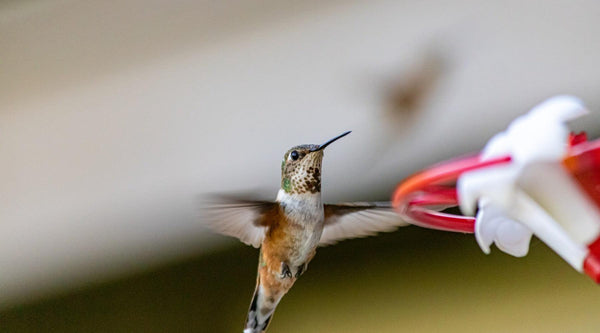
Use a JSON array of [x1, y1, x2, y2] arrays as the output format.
[[204, 197, 409, 248], [319, 202, 409, 246], [203, 196, 277, 248]]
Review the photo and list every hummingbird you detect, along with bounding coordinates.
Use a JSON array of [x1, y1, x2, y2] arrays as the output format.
[[205, 131, 409, 333]]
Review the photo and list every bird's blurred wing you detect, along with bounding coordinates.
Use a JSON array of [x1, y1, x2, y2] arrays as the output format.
[[319, 202, 409, 246], [202, 196, 278, 248]]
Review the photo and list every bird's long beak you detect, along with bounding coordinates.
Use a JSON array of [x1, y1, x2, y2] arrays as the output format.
[[311, 131, 351, 152]]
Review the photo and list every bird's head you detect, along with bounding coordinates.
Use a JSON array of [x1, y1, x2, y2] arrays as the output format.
[[280, 131, 351, 195]]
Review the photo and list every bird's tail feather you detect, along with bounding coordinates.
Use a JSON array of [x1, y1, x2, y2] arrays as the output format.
[[243, 276, 279, 333]]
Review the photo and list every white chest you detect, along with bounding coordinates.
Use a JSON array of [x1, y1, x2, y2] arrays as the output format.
[[276, 190, 324, 264]]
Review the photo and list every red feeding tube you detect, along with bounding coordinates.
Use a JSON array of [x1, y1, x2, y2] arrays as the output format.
[[391, 155, 512, 233]]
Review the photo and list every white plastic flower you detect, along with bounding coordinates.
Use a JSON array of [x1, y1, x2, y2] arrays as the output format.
[[458, 95, 600, 271]]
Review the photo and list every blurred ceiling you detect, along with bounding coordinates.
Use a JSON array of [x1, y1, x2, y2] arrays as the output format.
[[2, 0, 600, 306]]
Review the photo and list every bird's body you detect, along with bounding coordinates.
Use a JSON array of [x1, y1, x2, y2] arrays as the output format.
[[245, 190, 323, 332], [205, 132, 409, 332], [270, 189, 323, 276]]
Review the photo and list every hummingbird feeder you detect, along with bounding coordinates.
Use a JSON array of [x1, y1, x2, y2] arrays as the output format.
[[392, 96, 600, 283]]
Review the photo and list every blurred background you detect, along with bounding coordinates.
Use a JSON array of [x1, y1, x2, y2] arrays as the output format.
[[2, 0, 600, 331]]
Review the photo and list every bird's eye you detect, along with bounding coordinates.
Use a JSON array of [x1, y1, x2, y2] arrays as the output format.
[[290, 150, 299, 160]]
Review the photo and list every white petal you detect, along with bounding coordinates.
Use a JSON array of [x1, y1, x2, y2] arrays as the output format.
[[528, 95, 588, 122], [474, 204, 497, 254], [475, 200, 533, 257], [494, 220, 532, 258]]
